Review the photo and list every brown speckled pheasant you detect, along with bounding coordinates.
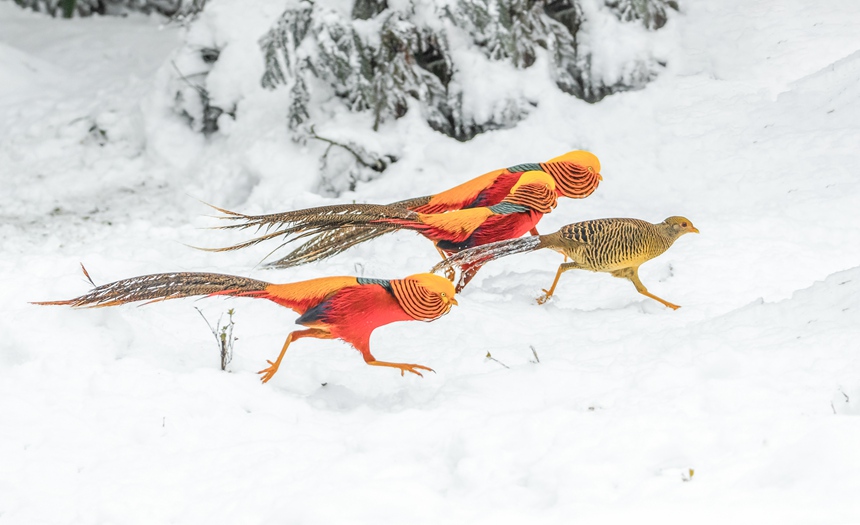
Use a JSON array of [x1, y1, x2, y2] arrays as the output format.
[[433, 217, 699, 309]]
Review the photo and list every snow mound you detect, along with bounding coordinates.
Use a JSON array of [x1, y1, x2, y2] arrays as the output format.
[[0, 41, 64, 104]]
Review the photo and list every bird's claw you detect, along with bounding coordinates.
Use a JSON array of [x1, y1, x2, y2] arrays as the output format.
[[257, 361, 280, 384], [536, 290, 553, 305], [390, 363, 434, 377], [402, 363, 434, 377]]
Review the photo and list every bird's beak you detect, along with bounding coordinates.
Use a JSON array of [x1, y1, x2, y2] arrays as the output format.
[[449, 297, 459, 306], [690, 226, 700, 234], [597, 172, 603, 181]]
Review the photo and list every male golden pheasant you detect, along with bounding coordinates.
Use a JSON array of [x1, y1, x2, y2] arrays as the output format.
[[208, 170, 559, 290], [433, 217, 699, 309], [207, 151, 601, 269], [391, 149, 602, 214], [35, 269, 457, 382]]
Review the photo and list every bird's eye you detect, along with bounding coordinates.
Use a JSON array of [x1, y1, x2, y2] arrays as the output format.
[[441, 293, 447, 297], [682, 222, 688, 227]]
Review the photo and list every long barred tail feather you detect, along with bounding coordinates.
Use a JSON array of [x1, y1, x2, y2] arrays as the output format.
[[432, 236, 543, 275], [33, 272, 272, 308], [253, 195, 433, 268], [388, 195, 432, 210], [262, 226, 392, 268], [209, 202, 417, 231], [201, 203, 417, 253]]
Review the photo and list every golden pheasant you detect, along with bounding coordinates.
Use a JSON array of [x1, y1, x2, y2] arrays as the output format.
[[393, 150, 601, 214], [207, 151, 601, 269], [35, 269, 457, 382], [207, 170, 559, 290], [433, 217, 699, 309]]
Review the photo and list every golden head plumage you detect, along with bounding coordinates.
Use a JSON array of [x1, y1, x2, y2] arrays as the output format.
[[541, 150, 602, 199], [509, 170, 556, 194], [503, 170, 558, 213], [548, 150, 602, 177], [392, 273, 458, 321], [408, 273, 458, 305]]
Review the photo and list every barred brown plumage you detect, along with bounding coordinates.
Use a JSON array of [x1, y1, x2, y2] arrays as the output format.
[[200, 203, 416, 254], [32, 271, 271, 308], [433, 216, 699, 309]]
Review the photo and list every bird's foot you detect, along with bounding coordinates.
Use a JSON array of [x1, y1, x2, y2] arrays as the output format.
[[257, 360, 281, 384], [536, 290, 554, 305], [367, 360, 435, 377], [444, 267, 456, 282], [397, 363, 434, 377], [664, 302, 681, 311]]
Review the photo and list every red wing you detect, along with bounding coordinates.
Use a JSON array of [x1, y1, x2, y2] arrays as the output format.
[[440, 210, 544, 252]]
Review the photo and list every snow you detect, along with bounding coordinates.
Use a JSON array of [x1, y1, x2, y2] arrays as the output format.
[[2, 1, 860, 523]]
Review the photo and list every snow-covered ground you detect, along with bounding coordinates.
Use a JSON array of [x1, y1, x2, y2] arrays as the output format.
[[2, 1, 860, 523]]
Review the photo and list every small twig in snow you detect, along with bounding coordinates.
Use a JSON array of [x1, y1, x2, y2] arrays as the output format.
[[194, 307, 237, 371], [485, 351, 509, 369]]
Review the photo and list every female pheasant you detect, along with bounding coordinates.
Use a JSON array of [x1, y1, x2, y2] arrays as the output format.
[[433, 217, 699, 309], [35, 269, 457, 382], [207, 170, 559, 290], [206, 151, 601, 268]]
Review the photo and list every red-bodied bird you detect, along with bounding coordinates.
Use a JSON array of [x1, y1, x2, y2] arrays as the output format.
[[206, 150, 602, 269], [35, 268, 457, 383], [207, 170, 560, 290]]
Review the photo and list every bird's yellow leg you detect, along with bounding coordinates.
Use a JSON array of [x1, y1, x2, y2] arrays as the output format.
[[435, 245, 456, 282], [258, 328, 331, 383], [537, 262, 579, 304], [613, 267, 681, 310], [365, 360, 435, 377]]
